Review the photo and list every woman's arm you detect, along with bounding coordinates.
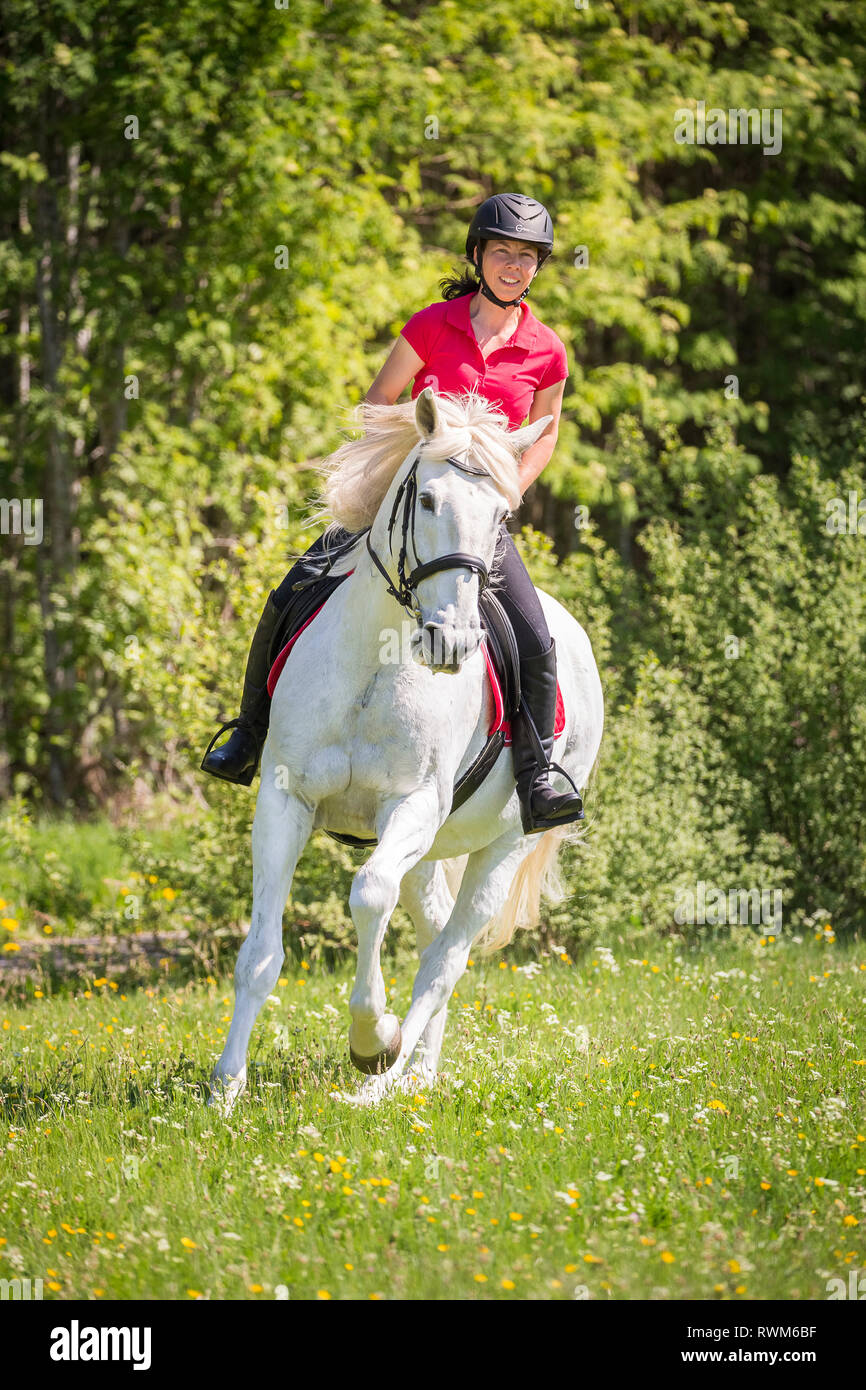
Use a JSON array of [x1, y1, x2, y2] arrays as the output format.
[[518, 379, 566, 497], [365, 335, 425, 406]]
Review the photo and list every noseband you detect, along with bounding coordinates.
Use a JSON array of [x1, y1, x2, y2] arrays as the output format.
[[365, 452, 496, 620]]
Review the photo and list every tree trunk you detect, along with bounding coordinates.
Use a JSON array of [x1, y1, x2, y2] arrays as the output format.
[[32, 116, 74, 805]]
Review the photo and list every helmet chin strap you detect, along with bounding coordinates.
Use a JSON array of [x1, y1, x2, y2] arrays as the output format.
[[474, 254, 532, 309], [478, 271, 529, 309]]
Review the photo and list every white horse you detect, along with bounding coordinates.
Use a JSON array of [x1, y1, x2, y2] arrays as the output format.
[[210, 389, 604, 1108]]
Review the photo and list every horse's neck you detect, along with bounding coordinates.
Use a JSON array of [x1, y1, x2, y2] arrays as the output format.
[[340, 540, 411, 648]]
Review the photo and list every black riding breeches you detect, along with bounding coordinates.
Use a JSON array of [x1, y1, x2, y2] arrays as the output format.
[[272, 522, 551, 659], [487, 523, 551, 657]]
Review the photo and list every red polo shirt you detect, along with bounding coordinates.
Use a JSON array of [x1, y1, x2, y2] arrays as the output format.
[[400, 292, 568, 430]]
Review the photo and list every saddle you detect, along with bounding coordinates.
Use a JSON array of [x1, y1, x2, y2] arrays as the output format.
[[266, 540, 563, 848]]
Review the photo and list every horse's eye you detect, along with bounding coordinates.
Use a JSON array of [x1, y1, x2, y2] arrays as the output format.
[[419, 493, 435, 512]]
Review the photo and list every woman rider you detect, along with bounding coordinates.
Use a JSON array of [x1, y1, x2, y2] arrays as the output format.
[[201, 192, 584, 835]]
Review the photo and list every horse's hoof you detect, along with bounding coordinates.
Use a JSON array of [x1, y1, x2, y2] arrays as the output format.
[[349, 1024, 403, 1075], [207, 1069, 246, 1115]]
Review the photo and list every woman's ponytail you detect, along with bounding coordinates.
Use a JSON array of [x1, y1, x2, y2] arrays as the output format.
[[438, 242, 484, 300]]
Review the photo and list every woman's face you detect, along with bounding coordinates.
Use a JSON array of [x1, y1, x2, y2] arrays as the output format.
[[476, 238, 540, 301]]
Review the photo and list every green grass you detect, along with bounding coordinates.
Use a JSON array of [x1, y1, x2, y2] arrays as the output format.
[[0, 929, 863, 1301]]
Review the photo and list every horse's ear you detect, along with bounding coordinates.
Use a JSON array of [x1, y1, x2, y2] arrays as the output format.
[[511, 414, 553, 456], [415, 387, 440, 440]]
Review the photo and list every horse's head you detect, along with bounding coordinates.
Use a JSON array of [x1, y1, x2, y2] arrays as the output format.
[[399, 388, 552, 673]]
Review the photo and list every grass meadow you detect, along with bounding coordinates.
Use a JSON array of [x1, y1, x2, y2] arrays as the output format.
[[0, 929, 863, 1302]]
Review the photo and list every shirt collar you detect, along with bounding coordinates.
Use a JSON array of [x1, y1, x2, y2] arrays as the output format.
[[446, 292, 539, 352]]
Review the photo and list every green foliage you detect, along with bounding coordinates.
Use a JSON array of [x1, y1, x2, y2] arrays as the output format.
[[638, 444, 866, 929], [1, 1, 864, 944]]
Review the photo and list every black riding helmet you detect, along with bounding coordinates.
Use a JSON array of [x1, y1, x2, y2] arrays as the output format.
[[466, 193, 554, 309]]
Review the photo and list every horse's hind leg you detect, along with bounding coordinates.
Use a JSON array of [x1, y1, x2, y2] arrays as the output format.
[[209, 777, 313, 1112], [392, 832, 533, 1083], [398, 860, 456, 1086]]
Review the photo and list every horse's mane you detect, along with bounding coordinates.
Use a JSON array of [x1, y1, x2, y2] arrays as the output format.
[[307, 393, 522, 552]]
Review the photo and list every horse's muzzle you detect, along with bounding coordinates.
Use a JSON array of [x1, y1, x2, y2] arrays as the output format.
[[412, 622, 481, 672]]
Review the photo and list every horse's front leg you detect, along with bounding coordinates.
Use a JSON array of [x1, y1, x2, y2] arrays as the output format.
[[348, 787, 442, 1074], [209, 772, 314, 1112]]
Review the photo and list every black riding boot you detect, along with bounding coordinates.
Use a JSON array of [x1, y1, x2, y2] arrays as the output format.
[[511, 637, 584, 835], [200, 590, 283, 786]]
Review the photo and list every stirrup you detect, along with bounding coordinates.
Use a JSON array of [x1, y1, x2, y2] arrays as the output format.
[[521, 761, 584, 834], [545, 760, 583, 798], [200, 718, 260, 787]]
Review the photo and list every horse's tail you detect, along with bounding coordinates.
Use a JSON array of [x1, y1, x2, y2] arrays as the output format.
[[440, 824, 576, 956]]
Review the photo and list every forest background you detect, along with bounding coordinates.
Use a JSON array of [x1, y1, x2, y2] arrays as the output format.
[[2, 0, 864, 962]]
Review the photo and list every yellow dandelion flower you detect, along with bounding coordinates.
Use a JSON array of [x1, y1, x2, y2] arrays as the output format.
[[181, 1237, 197, 1250], [660, 1251, 675, 1264], [501, 1279, 515, 1290]]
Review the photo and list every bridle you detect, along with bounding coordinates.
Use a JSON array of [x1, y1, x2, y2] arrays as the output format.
[[365, 450, 498, 622]]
